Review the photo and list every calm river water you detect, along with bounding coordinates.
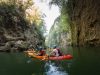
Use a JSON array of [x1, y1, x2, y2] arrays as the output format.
[[0, 47, 100, 75]]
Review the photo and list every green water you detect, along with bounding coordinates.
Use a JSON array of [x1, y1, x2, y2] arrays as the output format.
[[70, 47, 100, 75], [0, 47, 100, 75]]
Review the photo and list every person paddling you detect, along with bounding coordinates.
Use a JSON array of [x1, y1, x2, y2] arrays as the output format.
[[50, 45, 62, 57], [37, 47, 46, 56], [37, 47, 49, 60]]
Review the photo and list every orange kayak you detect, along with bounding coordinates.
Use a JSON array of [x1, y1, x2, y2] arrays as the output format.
[[25, 51, 73, 60]]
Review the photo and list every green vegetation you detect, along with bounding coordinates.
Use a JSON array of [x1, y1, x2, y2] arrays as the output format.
[[46, 0, 71, 48], [0, 0, 46, 51]]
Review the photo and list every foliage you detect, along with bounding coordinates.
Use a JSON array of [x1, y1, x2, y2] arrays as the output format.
[[59, 14, 70, 33], [37, 20, 46, 36], [0, 0, 45, 31], [49, 0, 68, 9], [0, 0, 45, 46], [0, 0, 30, 31], [46, 0, 71, 47], [25, 5, 42, 25], [47, 17, 60, 47]]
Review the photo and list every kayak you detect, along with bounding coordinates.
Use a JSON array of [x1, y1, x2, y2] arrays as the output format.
[[49, 54, 73, 60], [25, 51, 73, 60]]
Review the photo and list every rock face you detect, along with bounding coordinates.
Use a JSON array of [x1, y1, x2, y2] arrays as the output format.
[[68, 0, 100, 46], [0, 1, 44, 52], [0, 23, 44, 52], [46, 17, 71, 50]]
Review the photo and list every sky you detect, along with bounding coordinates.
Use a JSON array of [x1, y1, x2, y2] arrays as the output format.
[[34, 0, 60, 33]]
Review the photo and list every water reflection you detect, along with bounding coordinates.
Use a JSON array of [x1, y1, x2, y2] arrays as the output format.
[[45, 61, 69, 75], [70, 47, 100, 75]]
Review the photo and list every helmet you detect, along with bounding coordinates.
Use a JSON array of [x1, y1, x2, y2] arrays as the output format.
[[53, 45, 57, 49], [38, 47, 42, 50]]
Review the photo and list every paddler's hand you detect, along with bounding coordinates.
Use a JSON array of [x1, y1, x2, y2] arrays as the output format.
[[42, 55, 49, 61]]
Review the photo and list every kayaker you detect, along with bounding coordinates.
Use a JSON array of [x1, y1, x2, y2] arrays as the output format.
[[37, 47, 46, 56], [50, 45, 62, 57]]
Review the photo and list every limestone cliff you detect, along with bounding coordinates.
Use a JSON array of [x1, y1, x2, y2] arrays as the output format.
[[68, 0, 100, 46], [46, 17, 71, 50], [0, 0, 45, 52]]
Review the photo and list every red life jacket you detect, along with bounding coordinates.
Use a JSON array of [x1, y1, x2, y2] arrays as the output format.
[[56, 48, 62, 56], [39, 50, 45, 56]]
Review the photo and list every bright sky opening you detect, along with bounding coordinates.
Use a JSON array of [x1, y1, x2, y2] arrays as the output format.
[[34, 0, 60, 33]]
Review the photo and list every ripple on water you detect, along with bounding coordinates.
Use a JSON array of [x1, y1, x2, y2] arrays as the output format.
[[45, 61, 68, 75]]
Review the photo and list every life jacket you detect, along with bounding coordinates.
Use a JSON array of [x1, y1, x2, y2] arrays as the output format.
[[56, 48, 62, 56], [39, 50, 45, 56]]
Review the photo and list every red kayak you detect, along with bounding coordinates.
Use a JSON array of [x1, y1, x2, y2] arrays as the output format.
[[49, 54, 73, 60]]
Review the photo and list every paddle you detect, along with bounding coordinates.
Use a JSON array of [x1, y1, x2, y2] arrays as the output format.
[[42, 48, 53, 61]]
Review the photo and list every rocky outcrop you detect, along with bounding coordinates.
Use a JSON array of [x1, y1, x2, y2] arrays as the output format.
[[0, 24, 44, 52], [0, 1, 45, 52], [68, 0, 100, 46]]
